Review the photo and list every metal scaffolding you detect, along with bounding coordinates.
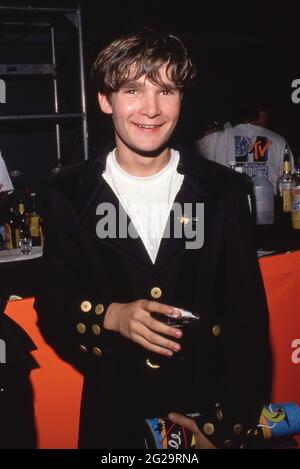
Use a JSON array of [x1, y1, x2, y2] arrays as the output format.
[[0, 5, 89, 165]]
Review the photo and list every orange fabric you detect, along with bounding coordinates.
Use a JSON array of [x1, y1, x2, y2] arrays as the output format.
[[259, 250, 300, 447], [4, 251, 300, 448], [4, 298, 83, 449]]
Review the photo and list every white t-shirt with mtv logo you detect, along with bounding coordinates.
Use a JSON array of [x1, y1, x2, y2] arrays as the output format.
[[196, 123, 294, 194]]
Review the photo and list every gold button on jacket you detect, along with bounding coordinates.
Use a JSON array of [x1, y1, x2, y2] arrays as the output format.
[[246, 428, 255, 437], [92, 324, 101, 336], [215, 403, 223, 421], [212, 325, 221, 336], [150, 287, 162, 299], [203, 422, 215, 436], [80, 301, 92, 313], [76, 323, 86, 334], [146, 358, 161, 369], [79, 344, 88, 353], [95, 304, 105, 315], [233, 423, 243, 435], [224, 439, 233, 448], [92, 347, 103, 357]]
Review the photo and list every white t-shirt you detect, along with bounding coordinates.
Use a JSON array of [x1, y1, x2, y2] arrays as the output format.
[[0, 151, 13, 193], [102, 149, 184, 263], [196, 123, 294, 194]]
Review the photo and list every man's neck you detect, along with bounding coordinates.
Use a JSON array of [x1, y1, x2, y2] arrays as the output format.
[[114, 146, 172, 177]]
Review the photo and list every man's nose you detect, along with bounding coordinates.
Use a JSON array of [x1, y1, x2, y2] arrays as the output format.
[[140, 93, 160, 118]]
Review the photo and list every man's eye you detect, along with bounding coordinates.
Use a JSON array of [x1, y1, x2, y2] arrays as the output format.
[[126, 89, 138, 95], [161, 89, 174, 96]]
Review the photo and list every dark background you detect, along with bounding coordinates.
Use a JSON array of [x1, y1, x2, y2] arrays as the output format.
[[0, 0, 299, 198]]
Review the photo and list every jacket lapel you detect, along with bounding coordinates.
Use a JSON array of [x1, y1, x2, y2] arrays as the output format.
[[73, 146, 218, 270], [76, 159, 154, 268], [154, 171, 216, 269]]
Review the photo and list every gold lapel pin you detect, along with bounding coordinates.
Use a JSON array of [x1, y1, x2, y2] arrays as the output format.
[[178, 216, 198, 225], [178, 215, 190, 225]]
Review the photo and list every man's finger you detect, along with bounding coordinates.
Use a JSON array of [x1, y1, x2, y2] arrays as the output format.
[[133, 323, 180, 353], [146, 301, 181, 318], [133, 333, 175, 357], [168, 412, 197, 433], [144, 315, 183, 339], [169, 413, 217, 449]]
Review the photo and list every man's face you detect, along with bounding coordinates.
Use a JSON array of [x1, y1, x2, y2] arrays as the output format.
[[98, 66, 181, 156]]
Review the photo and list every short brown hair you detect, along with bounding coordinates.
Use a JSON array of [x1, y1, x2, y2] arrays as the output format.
[[91, 29, 196, 95]]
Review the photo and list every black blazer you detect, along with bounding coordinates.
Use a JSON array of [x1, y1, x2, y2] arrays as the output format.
[[35, 145, 272, 449]]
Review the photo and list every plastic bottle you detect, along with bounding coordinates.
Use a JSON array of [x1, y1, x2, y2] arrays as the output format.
[[230, 161, 254, 216], [253, 168, 274, 224]]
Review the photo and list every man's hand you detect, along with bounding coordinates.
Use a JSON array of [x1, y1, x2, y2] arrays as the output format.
[[168, 413, 217, 449], [104, 300, 183, 357]]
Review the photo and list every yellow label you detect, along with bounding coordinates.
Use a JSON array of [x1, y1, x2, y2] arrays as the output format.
[[291, 191, 300, 229], [30, 215, 40, 237], [282, 189, 291, 212], [15, 228, 21, 247], [18, 203, 25, 214], [292, 216, 300, 230], [283, 161, 290, 173]]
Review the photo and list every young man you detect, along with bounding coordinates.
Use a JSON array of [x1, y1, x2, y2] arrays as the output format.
[[35, 30, 271, 449]]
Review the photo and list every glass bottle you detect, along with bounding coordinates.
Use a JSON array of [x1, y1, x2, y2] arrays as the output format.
[[28, 192, 40, 246], [15, 201, 32, 253], [291, 168, 300, 230], [277, 148, 292, 213]]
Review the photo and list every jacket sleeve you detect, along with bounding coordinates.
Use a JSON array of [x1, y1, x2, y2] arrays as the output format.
[[34, 183, 116, 374], [195, 177, 272, 449]]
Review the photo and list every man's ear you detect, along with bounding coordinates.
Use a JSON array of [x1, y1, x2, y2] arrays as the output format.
[[97, 92, 112, 115]]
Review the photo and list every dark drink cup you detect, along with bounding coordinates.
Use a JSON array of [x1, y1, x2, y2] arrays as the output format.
[[151, 310, 200, 361]]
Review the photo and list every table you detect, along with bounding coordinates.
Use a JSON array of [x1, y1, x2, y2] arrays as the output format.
[[0, 247, 43, 263], [0, 247, 43, 300]]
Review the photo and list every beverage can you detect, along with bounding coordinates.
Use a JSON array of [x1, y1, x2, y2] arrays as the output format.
[[144, 414, 199, 449]]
